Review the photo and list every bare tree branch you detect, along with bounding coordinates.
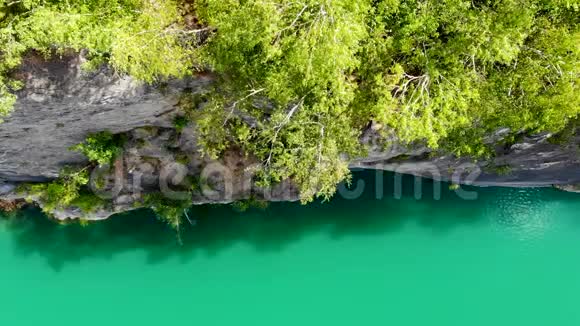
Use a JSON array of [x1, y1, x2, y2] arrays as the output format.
[[303, 121, 325, 164], [265, 96, 305, 167], [272, 4, 309, 44], [5, 1, 22, 7], [223, 88, 265, 126], [184, 208, 195, 226]]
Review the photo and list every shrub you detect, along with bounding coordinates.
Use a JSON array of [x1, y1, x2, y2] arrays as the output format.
[[25, 167, 89, 211], [21, 166, 106, 214], [493, 165, 513, 176], [173, 115, 190, 133], [70, 131, 125, 165], [143, 193, 193, 229], [232, 197, 269, 212]]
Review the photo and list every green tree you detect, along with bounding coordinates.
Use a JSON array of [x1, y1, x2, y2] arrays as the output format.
[[70, 131, 125, 165], [25, 167, 93, 212], [194, 0, 370, 202], [0, 0, 197, 120], [3, 0, 579, 204], [193, 0, 579, 201]]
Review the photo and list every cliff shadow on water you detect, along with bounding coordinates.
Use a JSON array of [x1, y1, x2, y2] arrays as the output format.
[[1, 170, 578, 271]]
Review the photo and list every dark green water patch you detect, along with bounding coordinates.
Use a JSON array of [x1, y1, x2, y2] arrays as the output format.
[[1, 171, 580, 325], [2, 171, 578, 271]]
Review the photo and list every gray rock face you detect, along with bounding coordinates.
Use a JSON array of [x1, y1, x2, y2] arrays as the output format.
[[354, 123, 580, 187], [0, 53, 212, 182], [0, 182, 15, 195], [0, 55, 578, 220]]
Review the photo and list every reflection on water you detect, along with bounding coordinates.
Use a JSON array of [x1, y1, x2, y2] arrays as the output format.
[[2, 171, 580, 326], [490, 188, 555, 241], [1, 171, 579, 270]]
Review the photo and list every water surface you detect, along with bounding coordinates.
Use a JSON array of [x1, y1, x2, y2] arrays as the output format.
[[1, 171, 579, 325]]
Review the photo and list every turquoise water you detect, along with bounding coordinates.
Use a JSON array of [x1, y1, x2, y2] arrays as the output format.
[[1, 171, 579, 325]]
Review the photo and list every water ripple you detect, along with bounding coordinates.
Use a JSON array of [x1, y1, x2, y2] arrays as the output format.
[[488, 188, 554, 242]]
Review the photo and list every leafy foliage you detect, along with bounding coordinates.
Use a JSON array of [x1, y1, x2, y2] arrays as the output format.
[[70, 131, 125, 165], [354, 0, 579, 156], [69, 191, 106, 213], [195, 0, 369, 202], [24, 167, 103, 213], [0, 0, 197, 120], [173, 115, 190, 133], [192, 0, 579, 202], [548, 116, 579, 144], [231, 197, 269, 212], [3, 0, 579, 203], [143, 192, 192, 229], [491, 164, 513, 176]]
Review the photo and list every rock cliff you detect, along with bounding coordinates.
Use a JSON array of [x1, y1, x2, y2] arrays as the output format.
[[1, 55, 578, 220]]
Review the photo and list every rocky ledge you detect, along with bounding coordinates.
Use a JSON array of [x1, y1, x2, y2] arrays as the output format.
[[1, 55, 579, 220]]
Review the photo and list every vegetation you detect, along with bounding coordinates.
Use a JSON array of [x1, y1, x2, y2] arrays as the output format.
[[70, 131, 125, 165], [232, 197, 269, 212], [548, 117, 579, 145], [491, 164, 513, 176], [143, 192, 193, 229], [173, 115, 190, 133], [17, 129, 123, 215], [22, 167, 104, 214], [0, 0, 198, 121], [193, 0, 579, 202], [2, 0, 579, 203]]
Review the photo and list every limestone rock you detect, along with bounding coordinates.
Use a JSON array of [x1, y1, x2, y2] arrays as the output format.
[[1, 55, 578, 221]]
